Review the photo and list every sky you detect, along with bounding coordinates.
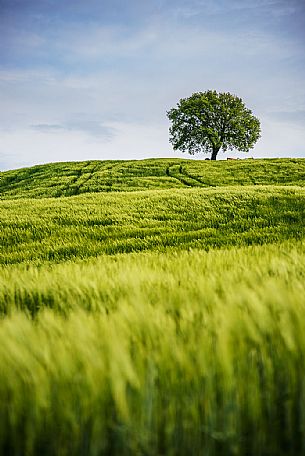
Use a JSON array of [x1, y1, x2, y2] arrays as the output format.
[[0, 0, 305, 170]]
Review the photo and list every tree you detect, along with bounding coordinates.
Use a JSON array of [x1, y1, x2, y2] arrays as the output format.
[[167, 90, 261, 160]]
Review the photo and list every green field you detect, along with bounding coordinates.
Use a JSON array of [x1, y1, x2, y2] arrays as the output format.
[[1, 157, 305, 199], [0, 158, 305, 455]]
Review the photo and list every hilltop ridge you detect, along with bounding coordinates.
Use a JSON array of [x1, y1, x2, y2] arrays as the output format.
[[0, 157, 304, 200]]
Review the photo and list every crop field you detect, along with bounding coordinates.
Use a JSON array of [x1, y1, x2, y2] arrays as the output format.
[[1, 157, 305, 199], [0, 158, 305, 455], [1, 186, 305, 265]]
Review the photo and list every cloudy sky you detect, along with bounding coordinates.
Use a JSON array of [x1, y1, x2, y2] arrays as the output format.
[[0, 0, 304, 170]]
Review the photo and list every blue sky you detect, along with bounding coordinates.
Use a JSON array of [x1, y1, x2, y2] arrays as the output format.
[[0, 0, 304, 170]]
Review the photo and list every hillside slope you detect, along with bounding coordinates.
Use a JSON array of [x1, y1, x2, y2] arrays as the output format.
[[1, 158, 305, 455], [1, 157, 304, 199], [1, 186, 304, 265]]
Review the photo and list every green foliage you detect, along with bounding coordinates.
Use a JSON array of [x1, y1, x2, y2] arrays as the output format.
[[0, 158, 304, 200], [167, 91, 261, 159]]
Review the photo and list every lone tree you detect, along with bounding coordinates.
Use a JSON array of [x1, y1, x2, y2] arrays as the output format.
[[167, 90, 261, 160]]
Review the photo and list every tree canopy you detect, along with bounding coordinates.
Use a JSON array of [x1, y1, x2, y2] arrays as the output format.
[[167, 90, 261, 160]]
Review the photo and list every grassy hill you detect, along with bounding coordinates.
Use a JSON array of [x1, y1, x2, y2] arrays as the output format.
[[1, 157, 305, 199], [1, 158, 305, 455], [1, 186, 304, 265]]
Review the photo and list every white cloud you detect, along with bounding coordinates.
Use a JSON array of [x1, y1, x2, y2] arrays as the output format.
[[30, 120, 116, 139], [1, 114, 304, 172], [0, 121, 179, 171], [255, 117, 305, 158], [268, 110, 305, 126], [173, 0, 300, 17]]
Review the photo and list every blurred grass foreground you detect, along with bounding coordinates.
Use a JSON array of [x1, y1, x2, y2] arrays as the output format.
[[0, 158, 305, 455]]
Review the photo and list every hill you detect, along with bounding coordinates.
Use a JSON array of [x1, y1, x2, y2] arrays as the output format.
[[1, 186, 304, 265], [0, 157, 305, 199], [1, 157, 305, 455]]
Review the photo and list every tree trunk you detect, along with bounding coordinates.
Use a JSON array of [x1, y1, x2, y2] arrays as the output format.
[[211, 147, 220, 160]]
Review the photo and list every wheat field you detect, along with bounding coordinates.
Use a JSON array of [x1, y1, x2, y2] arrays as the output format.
[[0, 158, 305, 455]]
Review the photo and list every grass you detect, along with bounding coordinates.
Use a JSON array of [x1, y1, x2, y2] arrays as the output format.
[[0, 157, 305, 199], [1, 243, 305, 455], [1, 186, 304, 265], [0, 158, 305, 455]]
